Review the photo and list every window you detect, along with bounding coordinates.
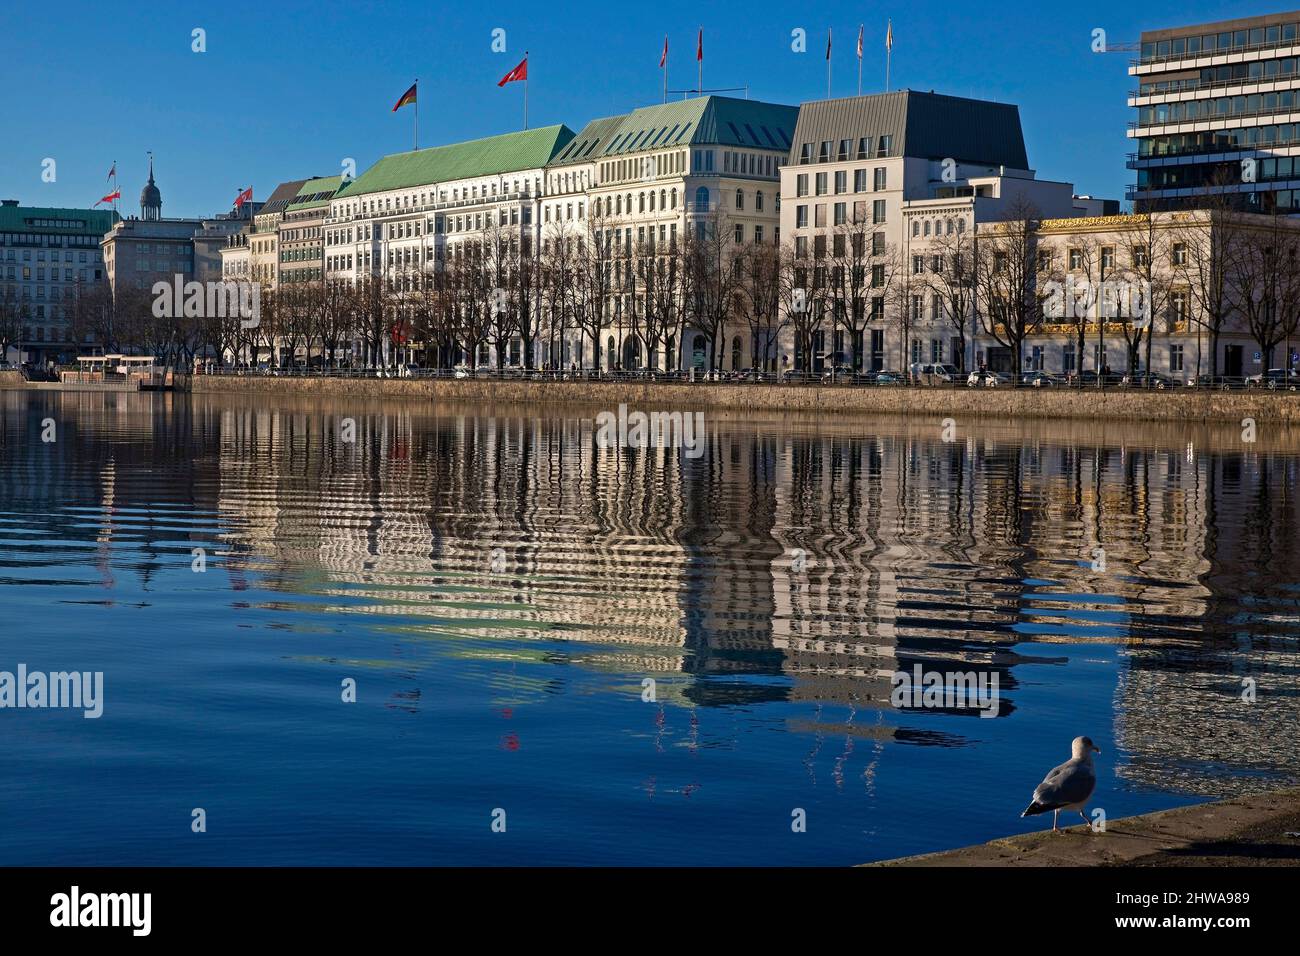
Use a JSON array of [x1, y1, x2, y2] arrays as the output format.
[[819, 141, 832, 162], [1172, 242, 1187, 265], [873, 167, 887, 191], [834, 202, 846, 225], [1069, 248, 1083, 270], [872, 232, 885, 256], [834, 171, 847, 194], [1132, 246, 1149, 267], [872, 199, 886, 224], [796, 205, 808, 228], [876, 135, 893, 157], [857, 137, 871, 159], [912, 255, 924, 275], [854, 169, 867, 192], [1170, 344, 1185, 372], [815, 172, 828, 195], [755, 190, 764, 211], [796, 174, 809, 197], [735, 188, 745, 210], [838, 139, 851, 161], [1101, 246, 1115, 269], [735, 224, 744, 243]]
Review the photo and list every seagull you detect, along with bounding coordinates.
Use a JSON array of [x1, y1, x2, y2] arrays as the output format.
[[1021, 736, 1101, 832]]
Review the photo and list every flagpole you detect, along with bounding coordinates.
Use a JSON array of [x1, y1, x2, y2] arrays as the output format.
[[857, 25, 863, 95], [663, 37, 668, 104], [698, 28, 702, 95], [827, 29, 832, 100], [524, 52, 529, 129], [414, 79, 419, 150], [886, 20, 893, 92]]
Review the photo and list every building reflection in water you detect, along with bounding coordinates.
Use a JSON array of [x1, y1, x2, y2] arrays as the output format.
[[2, 391, 1298, 798]]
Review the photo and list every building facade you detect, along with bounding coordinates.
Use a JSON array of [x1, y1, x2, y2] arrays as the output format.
[[1129, 10, 1300, 213], [0, 200, 117, 365]]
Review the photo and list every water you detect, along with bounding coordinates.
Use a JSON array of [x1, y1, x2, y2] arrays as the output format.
[[1, 389, 1298, 866]]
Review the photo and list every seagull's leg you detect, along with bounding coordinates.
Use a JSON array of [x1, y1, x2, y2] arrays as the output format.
[[1052, 809, 1059, 832], [1079, 810, 1090, 830]]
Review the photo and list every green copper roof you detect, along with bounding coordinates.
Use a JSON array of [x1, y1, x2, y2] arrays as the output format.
[[0, 203, 120, 235], [550, 115, 625, 165], [287, 175, 343, 210], [550, 96, 797, 165], [338, 125, 576, 197]]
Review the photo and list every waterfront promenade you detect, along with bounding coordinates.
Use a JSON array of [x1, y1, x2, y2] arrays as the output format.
[[869, 786, 1300, 867], [8, 367, 1300, 424]]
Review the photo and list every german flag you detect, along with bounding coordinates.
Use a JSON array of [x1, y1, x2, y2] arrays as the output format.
[[391, 81, 417, 112]]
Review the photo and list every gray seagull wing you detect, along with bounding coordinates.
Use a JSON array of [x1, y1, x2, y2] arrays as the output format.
[[1032, 758, 1095, 809]]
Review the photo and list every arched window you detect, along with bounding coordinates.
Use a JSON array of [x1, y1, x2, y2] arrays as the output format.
[[735, 188, 744, 210], [671, 188, 678, 209], [638, 193, 645, 213], [755, 190, 764, 211], [695, 186, 709, 210], [616, 195, 622, 215], [731, 335, 742, 370], [594, 197, 602, 216], [649, 191, 656, 211], [660, 189, 667, 209]]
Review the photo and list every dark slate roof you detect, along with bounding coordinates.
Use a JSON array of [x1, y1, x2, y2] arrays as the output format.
[[259, 179, 312, 215], [789, 91, 1029, 169]]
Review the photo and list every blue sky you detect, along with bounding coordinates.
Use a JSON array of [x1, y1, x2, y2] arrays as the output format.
[[0, 0, 1284, 217]]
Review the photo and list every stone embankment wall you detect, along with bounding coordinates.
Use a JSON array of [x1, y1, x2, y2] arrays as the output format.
[[178, 374, 1300, 424]]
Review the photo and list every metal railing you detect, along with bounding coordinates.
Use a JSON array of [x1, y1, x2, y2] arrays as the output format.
[[188, 365, 1300, 392]]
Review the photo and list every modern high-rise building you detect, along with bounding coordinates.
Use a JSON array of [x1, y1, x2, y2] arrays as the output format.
[[1128, 10, 1300, 212]]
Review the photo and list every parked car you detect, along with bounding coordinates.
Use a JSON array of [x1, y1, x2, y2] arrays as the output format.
[[871, 369, 906, 385], [967, 369, 1010, 387], [1020, 370, 1064, 387], [1192, 374, 1248, 390], [1078, 369, 1125, 387], [1120, 371, 1181, 389], [1246, 368, 1300, 390], [909, 362, 962, 383], [821, 364, 856, 383]]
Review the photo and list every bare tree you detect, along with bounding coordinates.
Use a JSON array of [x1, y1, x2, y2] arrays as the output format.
[[974, 198, 1043, 379]]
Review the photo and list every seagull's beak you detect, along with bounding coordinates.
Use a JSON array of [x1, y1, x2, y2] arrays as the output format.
[[1093, 745, 1102, 754]]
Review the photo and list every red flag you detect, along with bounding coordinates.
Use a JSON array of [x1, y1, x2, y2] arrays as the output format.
[[498, 55, 528, 86], [234, 186, 253, 208], [696, 28, 703, 62], [391, 81, 417, 112], [659, 35, 668, 69], [94, 190, 120, 207], [107, 162, 116, 181]]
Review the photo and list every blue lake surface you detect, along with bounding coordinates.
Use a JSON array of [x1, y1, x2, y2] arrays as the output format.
[[1, 390, 1297, 865]]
